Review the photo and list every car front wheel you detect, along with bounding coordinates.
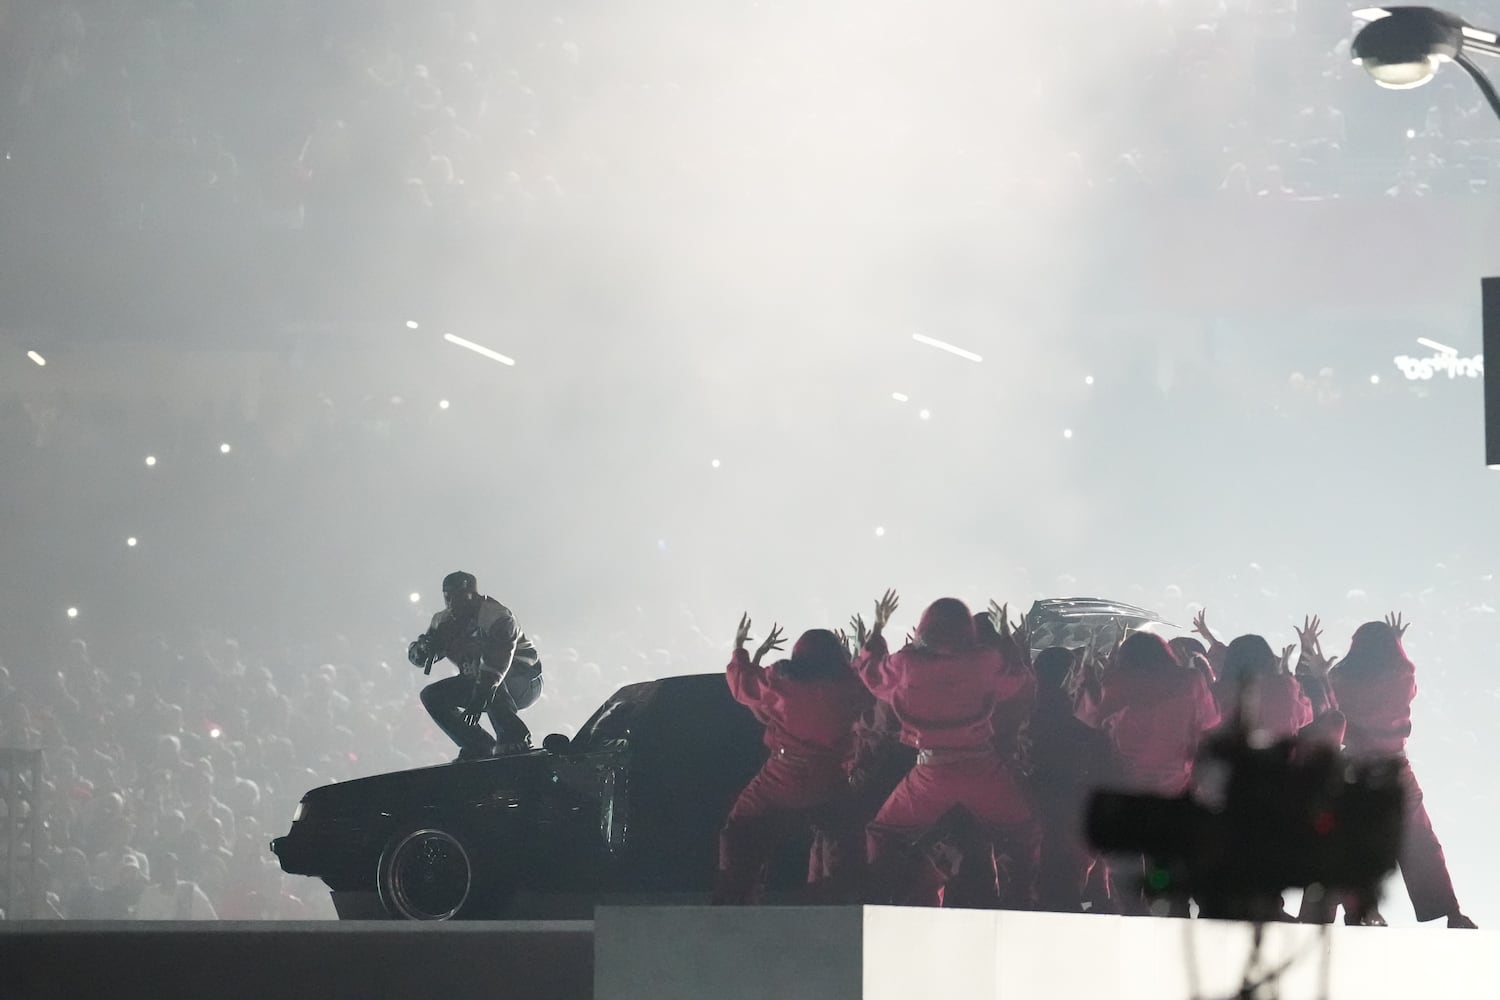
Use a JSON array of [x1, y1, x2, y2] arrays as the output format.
[[376, 826, 474, 920]]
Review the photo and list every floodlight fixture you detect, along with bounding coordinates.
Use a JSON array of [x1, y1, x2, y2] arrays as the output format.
[[1352, 7, 1500, 122]]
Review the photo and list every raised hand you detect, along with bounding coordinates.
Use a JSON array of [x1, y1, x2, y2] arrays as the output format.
[[1192, 609, 1218, 646], [734, 613, 753, 650], [1305, 650, 1338, 679], [1294, 614, 1323, 653], [1384, 611, 1409, 638], [1300, 631, 1338, 679], [753, 623, 786, 665], [849, 613, 870, 649], [1279, 644, 1296, 675], [872, 589, 899, 634], [1011, 611, 1033, 668], [988, 600, 1010, 640]]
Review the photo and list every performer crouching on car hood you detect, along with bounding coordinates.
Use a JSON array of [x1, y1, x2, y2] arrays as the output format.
[[713, 617, 872, 905], [408, 571, 544, 762]]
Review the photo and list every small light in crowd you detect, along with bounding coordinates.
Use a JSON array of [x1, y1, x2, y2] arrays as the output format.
[[126, 537, 138, 547], [219, 443, 232, 454], [409, 592, 421, 603], [711, 459, 721, 469], [1370, 374, 1381, 384], [405, 320, 420, 330], [1084, 375, 1095, 386], [144, 455, 157, 467], [1406, 129, 1416, 138], [918, 409, 931, 420], [438, 399, 451, 410], [875, 526, 886, 537], [66, 607, 78, 619], [1063, 428, 1074, 439], [27, 350, 46, 366], [209, 727, 222, 739], [891, 392, 910, 403]]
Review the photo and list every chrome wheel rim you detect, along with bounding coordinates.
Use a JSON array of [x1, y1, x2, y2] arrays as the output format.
[[385, 829, 471, 920]]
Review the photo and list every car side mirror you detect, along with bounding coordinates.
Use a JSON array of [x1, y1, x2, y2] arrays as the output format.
[[542, 733, 572, 755]]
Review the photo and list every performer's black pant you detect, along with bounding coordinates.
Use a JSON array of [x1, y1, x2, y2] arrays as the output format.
[[421, 668, 543, 754]]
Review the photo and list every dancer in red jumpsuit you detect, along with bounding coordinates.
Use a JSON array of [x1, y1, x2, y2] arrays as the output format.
[[1213, 634, 1313, 740], [857, 591, 1037, 907], [806, 696, 916, 901], [714, 616, 872, 904], [1078, 631, 1219, 914], [1307, 614, 1477, 928], [1030, 646, 1114, 913]]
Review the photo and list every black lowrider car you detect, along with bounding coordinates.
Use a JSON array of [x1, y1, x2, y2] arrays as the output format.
[[271, 673, 773, 919]]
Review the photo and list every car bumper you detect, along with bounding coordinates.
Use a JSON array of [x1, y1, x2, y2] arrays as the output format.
[[270, 827, 337, 876]]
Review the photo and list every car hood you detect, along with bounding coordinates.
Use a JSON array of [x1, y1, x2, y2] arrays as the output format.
[[298, 749, 551, 816]]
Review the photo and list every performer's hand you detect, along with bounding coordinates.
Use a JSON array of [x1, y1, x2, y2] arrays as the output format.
[[872, 589, 899, 634], [462, 683, 495, 727], [734, 613, 753, 650], [1384, 611, 1409, 638], [1191, 609, 1217, 646], [1012, 614, 1033, 669], [988, 600, 1009, 641], [849, 613, 869, 649], [753, 623, 786, 665], [1300, 635, 1337, 679], [1294, 614, 1322, 654]]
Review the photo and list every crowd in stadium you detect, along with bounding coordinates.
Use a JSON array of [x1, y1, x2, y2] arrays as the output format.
[[3, 0, 1497, 238]]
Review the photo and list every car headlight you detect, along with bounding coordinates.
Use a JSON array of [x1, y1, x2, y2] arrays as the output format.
[[292, 802, 306, 823]]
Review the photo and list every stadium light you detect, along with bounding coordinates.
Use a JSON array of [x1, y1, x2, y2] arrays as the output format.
[[1352, 8, 1500, 122]]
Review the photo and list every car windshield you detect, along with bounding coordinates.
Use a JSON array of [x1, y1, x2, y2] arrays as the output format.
[[572, 682, 656, 748]]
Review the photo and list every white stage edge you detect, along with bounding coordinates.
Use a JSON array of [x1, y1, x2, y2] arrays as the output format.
[[595, 906, 1492, 1000]]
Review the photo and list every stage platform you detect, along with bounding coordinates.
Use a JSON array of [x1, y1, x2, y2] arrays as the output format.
[[594, 906, 1493, 1000], [3, 908, 1491, 1000], [1, 919, 595, 1000]]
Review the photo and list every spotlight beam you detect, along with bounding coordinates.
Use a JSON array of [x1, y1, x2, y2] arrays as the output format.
[[444, 333, 516, 366], [911, 333, 983, 363]]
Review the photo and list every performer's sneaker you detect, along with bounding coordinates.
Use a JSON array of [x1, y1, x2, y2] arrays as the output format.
[[1448, 912, 1479, 929], [493, 740, 533, 757], [455, 746, 492, 763]]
